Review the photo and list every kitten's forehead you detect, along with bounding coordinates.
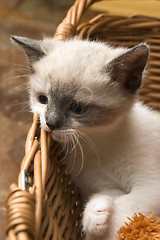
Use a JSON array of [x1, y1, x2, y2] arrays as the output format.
[[32, 39, 126, 89]]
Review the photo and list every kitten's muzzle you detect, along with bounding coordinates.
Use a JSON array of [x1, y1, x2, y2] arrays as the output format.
[[46, 120, 61, 131]]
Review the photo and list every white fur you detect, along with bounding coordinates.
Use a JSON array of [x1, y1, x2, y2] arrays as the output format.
[[68, 102, 160, 239], [29, 38, 128, 132], [27, 38, 160, 239]]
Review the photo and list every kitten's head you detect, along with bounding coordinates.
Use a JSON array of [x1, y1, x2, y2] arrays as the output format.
[[11, 36, 149, 142]]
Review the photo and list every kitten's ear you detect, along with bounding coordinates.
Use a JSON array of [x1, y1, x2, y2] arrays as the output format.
[[10, 35, 45, 71], [108, 43, 149, 93]]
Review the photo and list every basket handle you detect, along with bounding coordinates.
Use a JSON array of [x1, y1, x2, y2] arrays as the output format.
[[53, 0, 101, 40]]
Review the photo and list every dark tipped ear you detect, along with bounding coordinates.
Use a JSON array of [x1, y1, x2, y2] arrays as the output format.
[[108, 43, 149, 94], [10, 35, 45, 71]]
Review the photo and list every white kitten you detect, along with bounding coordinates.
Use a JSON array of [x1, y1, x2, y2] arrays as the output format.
[[11, 36, 160, 240]]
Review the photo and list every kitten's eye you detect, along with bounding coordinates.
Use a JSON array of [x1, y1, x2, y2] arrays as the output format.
[[38, 95, 48, 104], [70, 102, 87, 115]]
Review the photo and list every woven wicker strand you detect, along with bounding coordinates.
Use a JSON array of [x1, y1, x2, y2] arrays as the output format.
[[6, 0, 160, 239], [54, 0, 99, 40], [6, 184, 35, 240]]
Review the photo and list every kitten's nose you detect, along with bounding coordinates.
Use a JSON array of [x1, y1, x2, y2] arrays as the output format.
[[46, 120, 61, 131], [46, 122, 55, 130]]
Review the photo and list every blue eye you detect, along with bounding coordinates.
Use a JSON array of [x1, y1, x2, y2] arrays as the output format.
[[38, 95, 48, 104], [70, 102, 87, 115]]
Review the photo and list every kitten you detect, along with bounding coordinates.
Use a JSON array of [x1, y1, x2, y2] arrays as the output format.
[[11, 36, 160, 240]]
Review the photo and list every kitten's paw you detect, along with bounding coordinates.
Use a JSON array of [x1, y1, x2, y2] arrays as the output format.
[[83, 195, 113, 238]]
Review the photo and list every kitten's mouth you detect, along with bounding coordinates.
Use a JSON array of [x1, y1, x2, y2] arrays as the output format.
[[50, 130, 71, 143], [51, 131, 65, 143], [41, 121, 74, 143]]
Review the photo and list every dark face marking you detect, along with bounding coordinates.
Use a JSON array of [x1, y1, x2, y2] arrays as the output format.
[[45, 86, 78, 130], [70, 101, 88, 115], [44, 84, 133, 131]]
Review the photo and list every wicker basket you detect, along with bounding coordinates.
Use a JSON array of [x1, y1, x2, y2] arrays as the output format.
[[6, 0, 160, 239]]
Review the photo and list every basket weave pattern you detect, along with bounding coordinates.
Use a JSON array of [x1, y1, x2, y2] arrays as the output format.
[[6, 0, 160, 239]]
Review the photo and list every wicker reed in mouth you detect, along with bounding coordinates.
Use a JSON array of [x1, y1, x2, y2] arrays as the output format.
[[6, 0, 160, 239]]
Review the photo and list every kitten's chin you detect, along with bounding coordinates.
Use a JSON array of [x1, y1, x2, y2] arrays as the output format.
[[51, 131, 66, 143]]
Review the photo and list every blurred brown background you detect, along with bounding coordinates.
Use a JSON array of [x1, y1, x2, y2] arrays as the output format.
[[0, 0, 76, 238]]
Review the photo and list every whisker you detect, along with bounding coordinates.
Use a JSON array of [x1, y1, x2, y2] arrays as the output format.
[[1, 68, 30, 82], [58, 134, 70, 163], [74, 134, 84, 177], [0, 60, 30, 70], [7, 100, 29, 107], [21, 117, 35, 124], [69, 130, 79, 151], [19, 105, 31, 113], [48, 128, 99, 177], [5, 74, 29, 83], [67, 132, 78, 174], [77, 129, 101, 168]]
